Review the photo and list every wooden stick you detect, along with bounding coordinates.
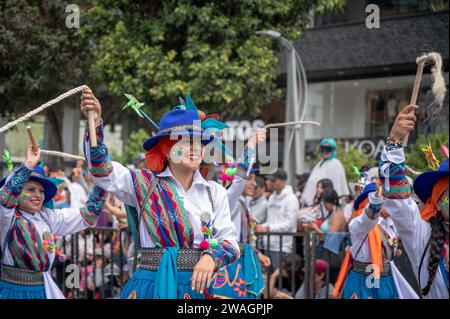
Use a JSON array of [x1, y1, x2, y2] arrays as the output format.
[[83, 88, 98, 147], [403, 62, 425, 146], [264, 120, 321, 129], [26, 126, 40, 154], [88, 111, 97, 147]]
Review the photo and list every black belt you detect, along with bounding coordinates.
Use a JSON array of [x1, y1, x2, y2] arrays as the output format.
[[138, 248, 203, 272], [0, 264, 44, 286], [352, 261, 392, 277]]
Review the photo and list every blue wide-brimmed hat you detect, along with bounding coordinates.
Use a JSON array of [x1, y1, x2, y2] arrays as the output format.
[[353, 182, 377, 210], [143, 109, 215, 151], [413, 159, 449, 204], [0, 166, 58, 203]]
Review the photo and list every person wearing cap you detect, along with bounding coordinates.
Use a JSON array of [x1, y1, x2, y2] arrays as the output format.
[[300, 138, 349, 207], [0, 142, 107, 299], [295, 259, 334, 299], [249, 176, 268, 224], [81, 90, 239, 299], [255, 168, 299, 270], [332, 182, 418, 299], [378, 104, 448, 299]]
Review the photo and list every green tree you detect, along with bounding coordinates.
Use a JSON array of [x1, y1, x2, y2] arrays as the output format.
[[335, 141, 373, 183], [0, 1, 93, 167], [78, 0, 344, 128], [405, 125, 449, 176], [120, 128, 149, 164]]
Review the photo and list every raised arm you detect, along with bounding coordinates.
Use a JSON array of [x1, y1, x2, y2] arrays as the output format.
[[227, 129, 266, 214], [0, 164, 32, 210], [378, 104, 431, 267], [45, 185, 107, 236], [0, 141, 40, 210], [81, 89, 140, 209], [349, 192, 383, 255]]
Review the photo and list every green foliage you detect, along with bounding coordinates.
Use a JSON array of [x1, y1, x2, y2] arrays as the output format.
[[0, 1, 91, 117], [405, 125, 449, 175], [335, 141, 373, 183], [121, 128, 149, 164], [78, 0, 345, 121]]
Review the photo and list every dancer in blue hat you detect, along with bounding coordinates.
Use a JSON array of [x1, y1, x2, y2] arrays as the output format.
[[0, 142, 107, 299], [379, 104, 448, 299], [80, 89, 239, 299]]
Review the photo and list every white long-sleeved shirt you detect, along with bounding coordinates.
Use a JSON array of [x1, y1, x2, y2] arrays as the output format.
[[348, 203, 419, 299], [0, 164, 105, 299], [227, 175, 247, 239], [380, 146, 448, 299], [262, 185, 299, 253], [85, 159, 239, 254], [0, 206, 93, 298], [249, 195, 268, 224]]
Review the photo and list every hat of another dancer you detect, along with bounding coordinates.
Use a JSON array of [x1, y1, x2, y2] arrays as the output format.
[[413, 159, 449, 204], [0, 166, 58, 204], [353, 182, 377, 210]]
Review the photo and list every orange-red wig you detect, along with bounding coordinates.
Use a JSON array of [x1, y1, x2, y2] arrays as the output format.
[[145, 137, 178, 172]]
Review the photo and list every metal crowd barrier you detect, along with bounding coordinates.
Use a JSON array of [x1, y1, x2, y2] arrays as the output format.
[[254, 232, 318, 299], [53, 229, 318, 299], [53, 227, 130, 299]]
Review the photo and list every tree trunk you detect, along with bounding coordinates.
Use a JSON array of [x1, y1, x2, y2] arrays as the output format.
[[45, 107, 64, 170]]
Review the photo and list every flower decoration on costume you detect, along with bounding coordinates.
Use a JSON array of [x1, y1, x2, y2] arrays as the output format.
[[199, 211, 216, 250], [42, 231, 67, 262]]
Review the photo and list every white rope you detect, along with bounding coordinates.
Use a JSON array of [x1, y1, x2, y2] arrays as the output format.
[[264, 120, 321, 129], [0, 85, 89, 134], [41, 150, 85, 161]]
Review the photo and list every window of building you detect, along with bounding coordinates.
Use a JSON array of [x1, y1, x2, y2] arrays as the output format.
[[303, 73, 449, 169]]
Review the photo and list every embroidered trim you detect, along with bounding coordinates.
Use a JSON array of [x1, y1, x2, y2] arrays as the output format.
[[0, 164, 32, 209], [203, 240, 239, 272], [85, 122, 112, 177], [7, 210, 50, 272], [379, 160, 411, 199], [130, 169, 194, 248], [80, 186, 107, 225]]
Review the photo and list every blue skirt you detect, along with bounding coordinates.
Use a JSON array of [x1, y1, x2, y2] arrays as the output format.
[[342, 270, 398, 299], [120, 247, 210, 299], [211, 244, 264, 299], [120, 269, 209, 299], [0, 280, 46, 299]]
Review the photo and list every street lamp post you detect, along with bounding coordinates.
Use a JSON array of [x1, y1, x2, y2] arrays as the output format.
[[256, 30, 309, 187]]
